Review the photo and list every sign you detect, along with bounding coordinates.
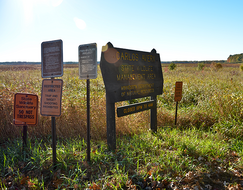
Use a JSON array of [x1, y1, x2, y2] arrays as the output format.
[[79, 43, 97, 79], [40, 79, 63, 116], [174, 81, 183, 102], [14, 93, 38, 125], [100, 42, 163, 103], [117, 100, 156, 117], [100, 42, 163, 150], [41, 39, 63, 78]]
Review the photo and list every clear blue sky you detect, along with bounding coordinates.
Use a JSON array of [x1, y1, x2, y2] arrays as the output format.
[[0, 0, 242, 62]]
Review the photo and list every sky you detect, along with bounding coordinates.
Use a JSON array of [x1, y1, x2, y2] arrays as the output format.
[[0, 0, 243, 62]]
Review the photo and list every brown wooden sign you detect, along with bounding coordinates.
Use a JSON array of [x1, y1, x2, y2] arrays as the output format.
[[100, 42, 163, 150], [174, 81, 183, 102], [40, 79, 63, 116], [14, 93, 38, 125], [100, 42, 163, 103], [41, 39, 63, 78]]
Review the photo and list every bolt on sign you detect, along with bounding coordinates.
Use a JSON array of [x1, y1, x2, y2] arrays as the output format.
[[100, 42, 163, 103], [40, 79, 63, 116], [41, 39, 63, 78], [79, 43, 97, 79], [14, 93, 38, 125], [174, 81, 183, 102]]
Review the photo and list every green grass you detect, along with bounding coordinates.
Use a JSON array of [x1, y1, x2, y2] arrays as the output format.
[[0, 127, 242, 189]]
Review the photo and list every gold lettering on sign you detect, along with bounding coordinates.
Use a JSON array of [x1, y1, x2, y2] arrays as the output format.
[[141, 54, 155, 62], [137, 66, 153, 72], [123, 106, 136, 114], [116, 51, 139, 62], [117, 74, 146, 81], [120, 65, 134, 73]]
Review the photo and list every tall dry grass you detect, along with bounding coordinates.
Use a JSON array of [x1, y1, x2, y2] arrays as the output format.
[[1, 64, 243, 142]]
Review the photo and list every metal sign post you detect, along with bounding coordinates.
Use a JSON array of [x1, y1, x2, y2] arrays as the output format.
[[86, 78, 91, 162], [174, 81, 183, 125], [40, 78, 63, 168], [51, 116, 57, 168], [41, 39, 63, 169], [14, 93, 38, 150], [79, 43, 97, 162]]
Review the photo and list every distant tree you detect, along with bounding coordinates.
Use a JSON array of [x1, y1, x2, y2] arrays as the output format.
[[169, 62, 176, 70], [197, 62, 205, 70], [227, 53, 243, 63]]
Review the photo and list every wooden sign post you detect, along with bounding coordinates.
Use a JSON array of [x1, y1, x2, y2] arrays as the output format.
[[14, 93, 38, 149], [100, 42, 163, 150], [41, 39, 63, 168], [174, 81, 183, 125], [79, 43, 97, 162]]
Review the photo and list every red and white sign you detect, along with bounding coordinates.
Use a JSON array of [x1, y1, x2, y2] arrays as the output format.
[[14, 93, 38, 125]]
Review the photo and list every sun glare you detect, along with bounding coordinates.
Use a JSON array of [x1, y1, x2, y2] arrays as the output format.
[[22, 0, 34, 24], [74, 17, 86, 30], [21, 0, 63, 25]]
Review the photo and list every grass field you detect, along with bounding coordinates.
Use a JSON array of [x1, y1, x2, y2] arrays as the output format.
[[1, 64, 243, 189]]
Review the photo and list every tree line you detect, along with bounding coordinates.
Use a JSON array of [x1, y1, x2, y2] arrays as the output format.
[[227, 53, 243, 63]]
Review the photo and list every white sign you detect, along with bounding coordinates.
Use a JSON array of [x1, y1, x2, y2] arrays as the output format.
[[40, 79, 63, 116], [79, 43, 97, 79], [41, 39, 63, 78]]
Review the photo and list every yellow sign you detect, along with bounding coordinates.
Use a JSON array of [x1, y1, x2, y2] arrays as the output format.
[[40, 79, 63, 116], [174, 81, 183, 102], [14, 93, 38, 125]]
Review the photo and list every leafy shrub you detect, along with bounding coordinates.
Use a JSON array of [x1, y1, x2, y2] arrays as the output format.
[[197, 62, 205, 71], [169, 62, 176, 70], [210, 62, 222, 71], [239, 64, 243, 72]]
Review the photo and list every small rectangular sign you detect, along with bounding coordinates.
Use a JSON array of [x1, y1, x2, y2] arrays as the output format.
[[79, 43, 97, 79], [117, 100, 156, 117], [14, 93, 38, 125], [41, 39, 63, 78], [40, 79, 63, 116], [174, 81, 183, 102]]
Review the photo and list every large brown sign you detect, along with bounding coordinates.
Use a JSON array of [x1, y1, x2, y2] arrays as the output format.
[[41, 39, 63, 78], [100, 42, 163, 103], [40, 79, 63, 116], [14, 93, 38, 125]]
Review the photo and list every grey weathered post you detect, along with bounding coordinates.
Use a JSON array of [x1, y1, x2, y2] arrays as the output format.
[[106, 97, 116, 150], [150, 95, 157, 132]]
